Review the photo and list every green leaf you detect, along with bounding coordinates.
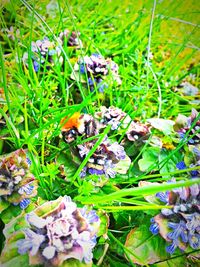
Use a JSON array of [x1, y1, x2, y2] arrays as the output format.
[[97, 210, 109, 237], [114, 155, 131, 174], [138, 147, 160, 172], [0, 200, 9, 213], [147, 118, 175, 135], [61, 259, 92, 267], [0, 205, 21, 224], [124, 222, 168, 265], [152, 250, 200, 267], [159, 149, 181, 179], [0, 253, 29, 267], [56, 151, 80, 181]]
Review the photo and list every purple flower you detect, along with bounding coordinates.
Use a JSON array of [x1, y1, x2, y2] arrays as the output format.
[[0, 149, 37, 208], [190, 170, 198, 177], [188, 233, 200, 249], [33, 60, 40, 72], [184, 213, 200, 233], [18, 184, 34, 195], [88, 168, 104, 175], [176, 161, 186, 170], [61, 112, 130, 179], [88, 77, 94, 86], [26, 158, 32, 166], [23, 37, 62, 73], [147, 177, 200, 254], [73, 54, 121, 92], [17, 196, 100, 265], [150, 218, 159, 235], [155, 191, 169, 203], [108, 142, 126, 161], [81, 208, 99, 224], [80, 64, 85, 74], [173, 185, 189, 201], [17, 229, 45, 255], [166, 241, 178, 254], [20, 198, 31, 209], [167, 221, 188, 243]]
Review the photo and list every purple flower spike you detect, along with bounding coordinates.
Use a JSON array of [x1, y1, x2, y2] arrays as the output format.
[[167, 221, 188, 242], [17, 196, 100, 265], [0, 149, 37, 207], [17, 229, 45, 255], [72, 54, 121, 91]]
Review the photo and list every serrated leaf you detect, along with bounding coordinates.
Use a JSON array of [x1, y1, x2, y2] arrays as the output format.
[[147, 118, 175, 135]]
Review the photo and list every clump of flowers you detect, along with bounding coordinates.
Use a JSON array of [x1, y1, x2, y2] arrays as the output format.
[[144, 180, 200, 254], [22, 37, 62, 72], [174, 109, 200, 145], [61, 112, 130, 178], [71, 54, 121, 92], [95, 106, 150, 142], [17, 196, 100, 266], [95, 106, 129, 130], [0, 149, 37, 209], [58, 29, 83, 48], [125, 121, 150, 142]]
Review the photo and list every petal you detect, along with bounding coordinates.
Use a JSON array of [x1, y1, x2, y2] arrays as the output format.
[[26, 212, 46, 228], [149, 223, 159, 235], [166, 242, 177, 254], [42, 246, 56, 260], [189, 234, 200, 249], [20, 199, 30, 209], [17, 239, 32, 254], [180, 230, 188, 243]]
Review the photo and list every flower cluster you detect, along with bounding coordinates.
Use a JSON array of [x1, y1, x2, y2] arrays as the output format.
[[95, 106, 150, 141], [72, 53, 121, 92], [0, 149, 37, 209], [95, 106, 129, 130], [58, 29, 83, 48], [175, 109, 200, 145], [148, 180, 200, 254], [61, 112, 130, 178], [23, 37, 63, 72], [17, 196, 100, 266]]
